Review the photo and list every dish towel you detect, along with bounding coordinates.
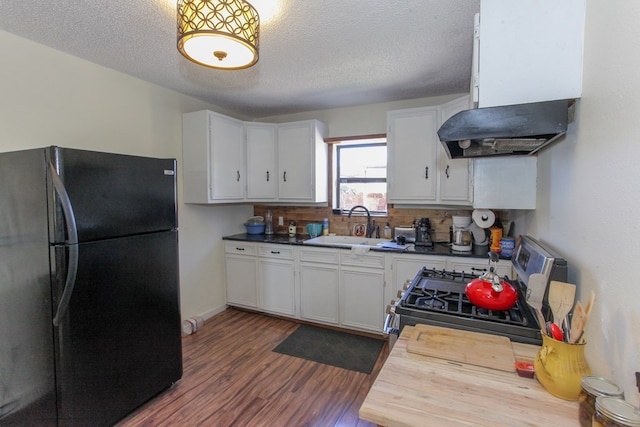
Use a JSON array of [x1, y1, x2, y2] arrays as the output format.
[[350, 244, 370, 255]]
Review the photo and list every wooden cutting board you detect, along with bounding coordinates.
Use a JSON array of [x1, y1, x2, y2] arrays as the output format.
[[406, 324, 516, 372]]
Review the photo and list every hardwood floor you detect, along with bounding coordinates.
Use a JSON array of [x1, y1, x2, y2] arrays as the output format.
[[117, 308, 389, 427]]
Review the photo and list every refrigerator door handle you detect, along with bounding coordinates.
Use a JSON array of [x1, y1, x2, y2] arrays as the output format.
[[49, 161, 79, 326]]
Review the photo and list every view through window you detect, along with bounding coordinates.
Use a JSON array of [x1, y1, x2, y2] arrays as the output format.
[[336, 140, 387, 213]]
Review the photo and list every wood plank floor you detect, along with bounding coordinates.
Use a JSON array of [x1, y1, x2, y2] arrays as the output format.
[[117, 308, 389, 427]]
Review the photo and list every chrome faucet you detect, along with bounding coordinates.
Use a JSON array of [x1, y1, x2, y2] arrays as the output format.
[[347, 205, 374, 237]]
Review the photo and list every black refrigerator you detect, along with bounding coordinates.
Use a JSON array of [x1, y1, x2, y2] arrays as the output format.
[[0, 146, 183, 426]]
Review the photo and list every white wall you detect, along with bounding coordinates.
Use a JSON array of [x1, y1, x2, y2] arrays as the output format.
[[0, 29, 252, 321], [256, 94, 461, 136], [517, 0, 640, 403]]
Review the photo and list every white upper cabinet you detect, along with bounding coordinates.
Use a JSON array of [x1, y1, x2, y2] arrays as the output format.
[[182, 110, 245, 203], [387, 106, 439, 204], [245, 122, 277, 201], [473, 156, 537, 209], [475, 0, 585, 107], [183, 112, 327, 204], [387, 96, 473, 206], [277, 120, 328, 203], [437, 96, 473, 204]]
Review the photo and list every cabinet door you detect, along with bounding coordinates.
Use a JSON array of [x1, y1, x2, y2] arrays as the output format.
[[392, 255, 447, 292], [299, 263, 340, 325], [340, 268, 385, 333], [259, 258, 296, 316], [387, 107, 438, 203], [277, 122, 314, 201], [473, 156, 536, 209], [246, 123, 277, 200], [225, 254, 258, 308], [209, 113, 245, 201], [438, 96, 473, 204], [477, 0, 584, 107]]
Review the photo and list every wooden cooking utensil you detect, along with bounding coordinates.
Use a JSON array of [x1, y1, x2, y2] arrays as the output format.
[[526, 273, 546, 313], [569, 301, 586, 343], [548, 281, 576, 326], [583, 290, 595, 318]]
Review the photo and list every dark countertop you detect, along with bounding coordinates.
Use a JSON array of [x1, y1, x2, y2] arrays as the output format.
[[223, 233, 506, 260]]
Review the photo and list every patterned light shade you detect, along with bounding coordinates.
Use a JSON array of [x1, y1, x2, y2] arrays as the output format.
[[177, 0, 260, 70]]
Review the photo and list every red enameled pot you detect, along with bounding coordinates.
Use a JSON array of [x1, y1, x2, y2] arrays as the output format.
[[465, 264, 518, 311]]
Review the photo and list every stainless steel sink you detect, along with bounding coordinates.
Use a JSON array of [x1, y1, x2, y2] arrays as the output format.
[[303, 235, 391, 248]]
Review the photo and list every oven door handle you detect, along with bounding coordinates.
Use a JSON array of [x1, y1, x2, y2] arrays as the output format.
[[384, 313, 394, 333], [384, 308, 400, 335]]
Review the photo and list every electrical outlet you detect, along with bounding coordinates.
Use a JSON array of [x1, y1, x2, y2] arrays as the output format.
[[278, 216, 284, 226]]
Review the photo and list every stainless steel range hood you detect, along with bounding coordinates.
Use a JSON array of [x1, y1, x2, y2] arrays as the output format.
[[438, 99, 574, 159]]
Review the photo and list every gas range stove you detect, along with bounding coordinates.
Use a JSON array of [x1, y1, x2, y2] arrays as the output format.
[[387, 236, 568, 345], [396, 268, 540, 344]]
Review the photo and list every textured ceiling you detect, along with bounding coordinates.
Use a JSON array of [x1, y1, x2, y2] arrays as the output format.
[[0, 1, 480, 119]]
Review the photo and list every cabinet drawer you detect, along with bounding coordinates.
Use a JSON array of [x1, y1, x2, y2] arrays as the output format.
[[299, 248, 340, 264], [341, 252, 385, 269], [225, 241, 257, 256], [258, 244, 295, 260]]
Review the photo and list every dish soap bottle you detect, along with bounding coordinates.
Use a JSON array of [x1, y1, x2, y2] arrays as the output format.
[[384, 222, 391, 239]]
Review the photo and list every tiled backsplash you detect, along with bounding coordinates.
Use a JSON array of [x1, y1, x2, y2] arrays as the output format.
[[253, 205, 507, 243]]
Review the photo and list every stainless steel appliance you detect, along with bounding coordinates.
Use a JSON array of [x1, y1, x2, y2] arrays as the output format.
[[0, 146, 182, 426], [385, 236, 567, 345], [451, 215, 473, 252], [414, 218, 433, 247], [394, 226, 415, 244], [437, 99, 574, 159]]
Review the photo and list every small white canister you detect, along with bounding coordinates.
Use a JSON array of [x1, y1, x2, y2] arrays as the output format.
[[182, 316, 204, 336]]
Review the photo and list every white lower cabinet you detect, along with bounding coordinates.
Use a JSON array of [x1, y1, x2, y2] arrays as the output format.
[[340, 268, 385, 333], [224, 242, 258, 309], [224, 241, 515, 334], [340, 252, 385, 333], [299, 248, 340, 325], [391, 254, 447, 291], [258, 245, 296, 316]]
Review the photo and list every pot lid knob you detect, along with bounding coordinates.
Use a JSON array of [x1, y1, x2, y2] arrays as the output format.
[[480, 252, 503, 290]]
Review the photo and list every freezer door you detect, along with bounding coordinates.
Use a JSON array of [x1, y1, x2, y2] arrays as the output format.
[[47, 147, 177, 244], [53, 231, 182, 427], [0, 149, 57, 425]]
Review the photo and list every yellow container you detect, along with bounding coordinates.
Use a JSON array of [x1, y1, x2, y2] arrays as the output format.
[[534, 333, 591, 400]]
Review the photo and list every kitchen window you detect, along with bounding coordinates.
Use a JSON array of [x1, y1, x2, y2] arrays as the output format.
[[334, 138, 387, 214]]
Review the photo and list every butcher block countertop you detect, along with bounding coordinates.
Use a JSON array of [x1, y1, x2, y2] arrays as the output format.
[[359, 326, 578, 426]]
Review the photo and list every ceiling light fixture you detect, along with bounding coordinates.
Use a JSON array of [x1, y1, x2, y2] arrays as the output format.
[[177, 0, 260, 70]]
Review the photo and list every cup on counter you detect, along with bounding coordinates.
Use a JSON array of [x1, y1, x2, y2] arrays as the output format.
[[307, 223, 323, 238]]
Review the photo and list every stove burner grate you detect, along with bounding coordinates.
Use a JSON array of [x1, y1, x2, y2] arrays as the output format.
[[400, 267, 532, 328]]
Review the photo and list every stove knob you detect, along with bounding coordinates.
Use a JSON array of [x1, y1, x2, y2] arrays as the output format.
[[397, 290, 404, 298], [386, 304, 396, 315], [403, 280, 412, 290]]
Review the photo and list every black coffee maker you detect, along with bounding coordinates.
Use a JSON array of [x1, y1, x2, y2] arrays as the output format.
[[415, 218, 433, 247]]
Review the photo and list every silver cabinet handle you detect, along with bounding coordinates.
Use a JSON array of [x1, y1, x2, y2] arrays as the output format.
[[445, 164, 450, 179], [425, 166, 429, 179], [283, 171, 287, 182], [236, 170, 241, 182], [266, 171, 270, 182]]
